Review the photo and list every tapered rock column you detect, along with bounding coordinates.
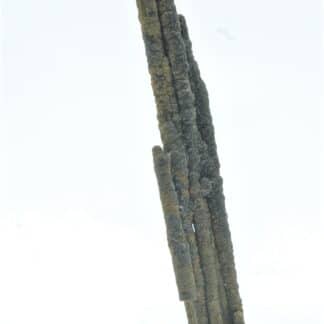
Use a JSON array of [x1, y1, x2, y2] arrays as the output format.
[[136, 1, 245, 323]]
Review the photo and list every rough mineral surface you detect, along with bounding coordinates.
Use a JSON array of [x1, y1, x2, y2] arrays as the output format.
[[136, 1, 245, 323]]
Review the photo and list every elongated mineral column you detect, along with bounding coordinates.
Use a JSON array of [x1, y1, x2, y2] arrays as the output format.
[[136, 1, 245, 323]]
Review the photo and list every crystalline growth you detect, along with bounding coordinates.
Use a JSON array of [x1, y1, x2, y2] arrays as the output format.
[[136, 1, 245, 323]]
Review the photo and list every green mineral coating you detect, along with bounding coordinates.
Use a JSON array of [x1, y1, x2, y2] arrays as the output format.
[[155, 3, 225, 321], [136, 1, 245, 323], [153, 146, 196, 301], [179, 14, 243, 320], [185, 301, 198, 324], [179, 15, 244, 319]]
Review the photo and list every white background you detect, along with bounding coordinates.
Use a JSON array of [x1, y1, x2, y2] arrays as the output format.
[[0, 0, 322, 323]]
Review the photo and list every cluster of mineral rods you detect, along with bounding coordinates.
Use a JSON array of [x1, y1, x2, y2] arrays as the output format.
[[136, 1, 245, 323]]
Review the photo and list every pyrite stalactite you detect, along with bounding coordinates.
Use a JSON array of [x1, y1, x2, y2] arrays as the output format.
[[136, 1, 245, 323]]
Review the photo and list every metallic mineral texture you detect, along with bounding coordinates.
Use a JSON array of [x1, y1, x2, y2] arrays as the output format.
[[136, 1, 245, 323]]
